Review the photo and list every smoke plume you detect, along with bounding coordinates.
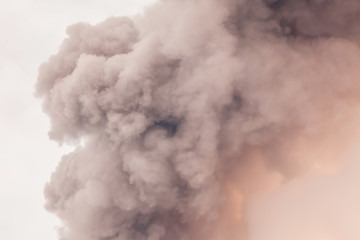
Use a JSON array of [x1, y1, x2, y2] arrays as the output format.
[[37, 0, 360, 239]]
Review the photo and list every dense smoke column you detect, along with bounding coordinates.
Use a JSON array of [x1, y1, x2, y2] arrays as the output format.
[[37, 0, 360, 239]]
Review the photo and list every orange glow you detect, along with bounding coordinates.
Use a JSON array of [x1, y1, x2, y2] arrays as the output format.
[[224, 180, 244, 221]]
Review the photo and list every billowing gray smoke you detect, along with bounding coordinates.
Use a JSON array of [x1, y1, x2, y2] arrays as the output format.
[[37, 0, 360, 239]]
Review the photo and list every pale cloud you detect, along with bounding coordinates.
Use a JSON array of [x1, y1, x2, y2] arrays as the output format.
[[35, 0, 360, 239], [0, 1, 156, 239]]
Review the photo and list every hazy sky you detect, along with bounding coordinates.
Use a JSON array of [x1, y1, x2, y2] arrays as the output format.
[[0, 1, 155, 239]]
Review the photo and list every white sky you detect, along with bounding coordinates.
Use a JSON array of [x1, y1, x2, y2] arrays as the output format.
[[0, 1, 156, 239]]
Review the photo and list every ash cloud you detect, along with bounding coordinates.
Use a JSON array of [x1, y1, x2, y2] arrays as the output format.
[[37, 0, 360, 239]]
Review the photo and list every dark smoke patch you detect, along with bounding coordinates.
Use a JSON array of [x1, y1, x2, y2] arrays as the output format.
[[226, 0, 360, 39], [266, 0, 360, 38], [148, 119, 179, 137], [264, 0, 287, 11]]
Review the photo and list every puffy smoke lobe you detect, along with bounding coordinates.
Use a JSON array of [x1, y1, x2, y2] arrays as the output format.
[[37, 0, 360, 239]]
